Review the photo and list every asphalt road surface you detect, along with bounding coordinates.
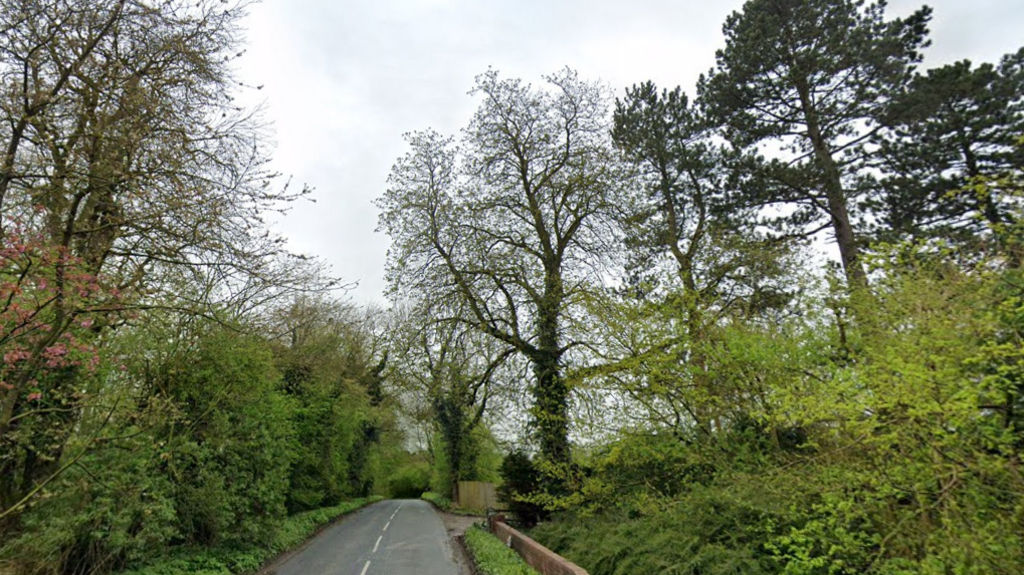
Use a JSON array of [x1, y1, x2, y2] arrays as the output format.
[[265, 500, 465, 575]]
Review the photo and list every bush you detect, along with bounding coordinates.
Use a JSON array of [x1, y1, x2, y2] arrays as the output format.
[[464, 525, 538, 575], [421, 491, 452, 510], [498, 451, 546, 527], [118, 497, 382, 575], [530, 481, 779, 575], [1, 328, 298, 574], [164, 329, 298, 548]]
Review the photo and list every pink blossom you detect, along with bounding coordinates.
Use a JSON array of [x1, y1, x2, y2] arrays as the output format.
[[27, 392, 41, 401], [46, 344, 67, 355], [3, 349, 31, 364]]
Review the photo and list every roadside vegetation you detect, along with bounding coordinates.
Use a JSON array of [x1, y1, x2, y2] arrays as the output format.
[[420, 492, 452, 511], [0, 2, 411, 574], [3, 0, 1024, 574], [381, 0, 1024, 573], [119, 497, 381, 575], [463, 526, 539, 575]]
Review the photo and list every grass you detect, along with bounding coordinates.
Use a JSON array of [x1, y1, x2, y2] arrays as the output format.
[[421, 491, 452, 510], [118, 496, 383, 575], [421, 490, 489, 516], [463, 525, 539, 575]]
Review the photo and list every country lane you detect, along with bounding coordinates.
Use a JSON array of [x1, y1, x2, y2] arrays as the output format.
[[263, 499, 466, 575]]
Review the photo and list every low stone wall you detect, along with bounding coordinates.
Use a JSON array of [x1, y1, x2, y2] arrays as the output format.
[[488, 516, 588, 575]]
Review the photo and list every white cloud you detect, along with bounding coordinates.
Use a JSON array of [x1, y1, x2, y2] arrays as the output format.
[[236, 0, 1024, 305]]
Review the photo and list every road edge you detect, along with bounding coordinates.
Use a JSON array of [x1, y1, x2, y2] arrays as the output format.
[[253, 499, 383, 575]]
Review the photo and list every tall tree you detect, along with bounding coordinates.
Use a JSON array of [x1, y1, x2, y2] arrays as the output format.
[[0, 0, 314, 519], [388, 300, 513, 501], [699, 0, 931, 287], [605, 81, 797, 434], [378, 69, 624, 469], [613, 82, 795, 326], [873, 48, 1024, 248]]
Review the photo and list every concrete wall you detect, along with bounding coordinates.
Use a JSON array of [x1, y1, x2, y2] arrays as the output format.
[[488, 516, 588, 575]]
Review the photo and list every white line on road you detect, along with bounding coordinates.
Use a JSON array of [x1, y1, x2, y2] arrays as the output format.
[[360, 560, 371, 575], [383, 521, 390, 532], [373, 535, 382, 553]]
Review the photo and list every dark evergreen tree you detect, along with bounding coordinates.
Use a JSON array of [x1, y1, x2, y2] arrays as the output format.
[[873, 47, 1024, 248], [699, 0, 931, 287], [613, 82, 795, 320]]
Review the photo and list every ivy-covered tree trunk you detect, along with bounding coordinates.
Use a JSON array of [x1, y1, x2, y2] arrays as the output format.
[[378, 69, 624, 472], [532, 271, 570, 465]]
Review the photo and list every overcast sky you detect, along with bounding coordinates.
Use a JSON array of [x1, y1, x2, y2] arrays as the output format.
[[235, 0, 1024, 305]]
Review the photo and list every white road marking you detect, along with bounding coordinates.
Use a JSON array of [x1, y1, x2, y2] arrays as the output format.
[[383, 520, 390, 532], [360, 560, 371, 575], [373, 535, 382, 553]]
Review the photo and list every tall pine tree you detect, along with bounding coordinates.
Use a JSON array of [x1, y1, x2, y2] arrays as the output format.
[[873, 47, 1024, 249], [699, 0, 931, 287]]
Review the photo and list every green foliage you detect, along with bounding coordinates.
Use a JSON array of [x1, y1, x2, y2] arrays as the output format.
[[2, 434, 179, 574], [1, 308, 402, 575], [699, 0, 931, 285], [117, 497, 381, 575], [271, 298, 389, 508], [2, 326, 299, 573], [572, 430, 716, 514], [536, 246, 1024, 573], [378, 69, 628, 470], [532, 482, 776, 575], [420, 491, 452, 510], [429, 425, 504, 499], [279, 358, 368, 511], [387, 461, 431, 499], [162, 328, 297, 548], [472, 426, 504, 485], [498, 451, 546, 528], [463, 526, 539, 575], [874, 48, 1024, 246]]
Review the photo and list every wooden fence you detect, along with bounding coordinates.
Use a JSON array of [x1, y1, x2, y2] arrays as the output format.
[[455, 481, 503, 510]]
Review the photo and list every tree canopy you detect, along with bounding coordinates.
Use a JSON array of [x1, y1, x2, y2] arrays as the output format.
[[378, 69, 626, 470]]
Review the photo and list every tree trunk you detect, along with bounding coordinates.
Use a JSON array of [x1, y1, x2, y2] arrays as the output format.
[[532, 271, 570, 467], [796, 80, 868, 289]]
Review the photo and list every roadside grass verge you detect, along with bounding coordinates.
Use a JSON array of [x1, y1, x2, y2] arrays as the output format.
[[119, 496, 383, 575], [421, 491, 452, 510], [421, 491, 488, 516], [463, 525, 539, 575]]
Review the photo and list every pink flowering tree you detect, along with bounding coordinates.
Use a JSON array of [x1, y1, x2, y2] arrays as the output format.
[[0, 218, 122, 513]]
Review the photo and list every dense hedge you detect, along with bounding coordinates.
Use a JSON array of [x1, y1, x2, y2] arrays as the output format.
[[118, 497, 382, 575]]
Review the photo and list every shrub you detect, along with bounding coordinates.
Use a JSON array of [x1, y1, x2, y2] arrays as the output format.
[[118, 497, 382, 575], [498, 451, 546, 527], [421, 491, 452, 510], [464, 525, 538, 575], [530, 482, 779, 575]]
